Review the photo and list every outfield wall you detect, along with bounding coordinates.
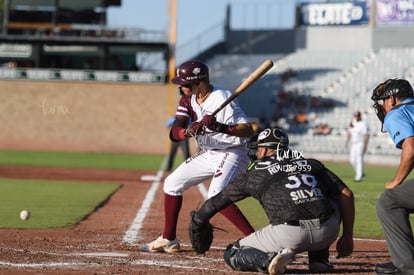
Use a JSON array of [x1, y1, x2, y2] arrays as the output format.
[[0, 80, 180, 154]]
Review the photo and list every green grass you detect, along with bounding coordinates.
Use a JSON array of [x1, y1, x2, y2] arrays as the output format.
[[0, 150, 180, 229], [0, 150, 166, 170], [326, 163, 394, 238], [0, 178, 120, 228], [0, 149, 412, 239]]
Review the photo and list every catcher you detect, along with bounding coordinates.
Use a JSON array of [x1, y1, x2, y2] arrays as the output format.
[[189, 127, 355, 274]]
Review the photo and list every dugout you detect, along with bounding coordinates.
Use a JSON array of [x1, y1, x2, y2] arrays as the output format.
[[0, 0, 170, 74]]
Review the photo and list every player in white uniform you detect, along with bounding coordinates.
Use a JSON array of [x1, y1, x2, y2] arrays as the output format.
[[140, 60, 255, 253], [345, 111, 370, 182]]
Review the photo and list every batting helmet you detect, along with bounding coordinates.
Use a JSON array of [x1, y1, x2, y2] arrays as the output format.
[[256, 128, 289, 149], [172, 60, 209, 85]]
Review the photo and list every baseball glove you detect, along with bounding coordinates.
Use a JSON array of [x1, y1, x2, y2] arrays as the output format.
[[189, 210, 213, 254]]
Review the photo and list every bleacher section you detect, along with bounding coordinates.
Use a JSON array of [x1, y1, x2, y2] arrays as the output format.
[[206, 49, 414, 163], [207, 53, 285, 122]]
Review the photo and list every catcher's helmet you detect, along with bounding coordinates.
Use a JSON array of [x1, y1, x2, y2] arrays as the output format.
[[256, 128, 289, 149], [172, 60, 209, 85], [371, 78, 414, 102], [246, 133, 260, 161]]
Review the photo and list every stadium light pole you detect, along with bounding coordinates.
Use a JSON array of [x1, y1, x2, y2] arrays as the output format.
[[167, 0, 177, 152], [3, 0, 9, 35], [168, 0, 177, 83], [168, 0, 177, 116], [369, 0, 376, 28]]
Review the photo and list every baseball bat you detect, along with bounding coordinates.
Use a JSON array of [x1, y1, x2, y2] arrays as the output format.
[[211, 59, 274, 116]]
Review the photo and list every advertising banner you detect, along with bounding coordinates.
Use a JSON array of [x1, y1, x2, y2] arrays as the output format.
[[0, 68, 165, 83], [377, 0, 414, 26], [300, 1, 369, 26]]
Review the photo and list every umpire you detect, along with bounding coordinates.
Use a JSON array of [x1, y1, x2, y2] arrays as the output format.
[[190, 127, 355, 274], [371, 79, 414, 275]]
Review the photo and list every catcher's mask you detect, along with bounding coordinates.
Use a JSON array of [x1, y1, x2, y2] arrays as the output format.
[[246, 133, 259, 161], [371, 78, 414, 132]]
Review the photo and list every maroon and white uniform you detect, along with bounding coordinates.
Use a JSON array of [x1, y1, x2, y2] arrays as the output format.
[[140, 60, 254, 253], [166, 86, 251, 198]]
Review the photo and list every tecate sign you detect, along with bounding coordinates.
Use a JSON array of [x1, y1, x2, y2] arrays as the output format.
[[300, 1, 369, 26]]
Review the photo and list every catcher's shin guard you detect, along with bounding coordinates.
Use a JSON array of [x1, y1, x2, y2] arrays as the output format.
[[223, 241, 276, 273]]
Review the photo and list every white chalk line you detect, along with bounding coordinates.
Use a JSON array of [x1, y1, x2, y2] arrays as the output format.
[[0, 154, 387, 270], [118, 155, 387, 271], [0, 261, 91, 268], [0, 248, 224, 271], [130, 259, 225, 271], [122, 157, 171, 244], [122, 169, 164, 244], [122, 153, 210, 245], [0, 237, 386, 271]]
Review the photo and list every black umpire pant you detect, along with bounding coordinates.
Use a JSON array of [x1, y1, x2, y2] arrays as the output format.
[[376, 178, 414, 273]]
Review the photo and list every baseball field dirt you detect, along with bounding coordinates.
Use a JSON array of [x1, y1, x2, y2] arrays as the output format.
[[0, 165, 390, 274]]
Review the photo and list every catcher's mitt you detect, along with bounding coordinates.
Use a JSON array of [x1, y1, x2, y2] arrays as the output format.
[[189, 210, 213, 254]]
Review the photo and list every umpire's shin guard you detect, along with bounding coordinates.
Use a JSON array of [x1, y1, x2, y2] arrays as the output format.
[[223, 241, 275, 273]]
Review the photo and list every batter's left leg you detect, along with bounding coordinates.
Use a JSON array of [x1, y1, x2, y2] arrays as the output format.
[[220, 203, 255, 236]]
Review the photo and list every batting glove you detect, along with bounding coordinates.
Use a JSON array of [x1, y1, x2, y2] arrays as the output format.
[[201, 115, 236, 135], [184, 121, 204, 137]]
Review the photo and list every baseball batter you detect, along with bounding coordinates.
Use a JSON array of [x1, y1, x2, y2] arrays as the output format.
[[140, 60, 255, 253], [345, 111, 370, 182], [191, 128, 355, 274]]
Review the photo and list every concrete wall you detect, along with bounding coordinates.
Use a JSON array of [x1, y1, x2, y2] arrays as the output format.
[[226, 30, 296, 54], [226, 25, 414, 54], [296, 25, 414, 51], [0, 80, 180, 154], [372, 26, 414, 49], [296, 26, 373, 50]]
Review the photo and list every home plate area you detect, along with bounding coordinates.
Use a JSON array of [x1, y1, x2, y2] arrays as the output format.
[[0, 166, 390, 274]]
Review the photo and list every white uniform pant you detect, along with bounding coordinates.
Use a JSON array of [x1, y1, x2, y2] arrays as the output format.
[[163, 147, 249, 198], [349, 142, 364, 181]]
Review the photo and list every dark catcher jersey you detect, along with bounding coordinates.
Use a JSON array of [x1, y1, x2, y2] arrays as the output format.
[[198, 152, 348, 225]]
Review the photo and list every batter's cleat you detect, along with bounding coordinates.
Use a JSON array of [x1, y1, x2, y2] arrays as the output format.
[[268, 248, 295, 275], [139, 236, 180, 253], [309, 259, 334, 273]]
